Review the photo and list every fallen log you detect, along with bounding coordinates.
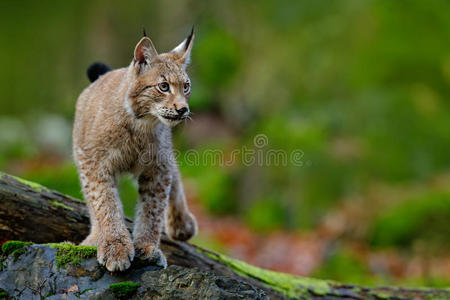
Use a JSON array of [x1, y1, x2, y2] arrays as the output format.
[[0, 172, 448, 299]]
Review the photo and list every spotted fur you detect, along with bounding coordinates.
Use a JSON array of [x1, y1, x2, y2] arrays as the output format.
[[73, 31, 197, 272]]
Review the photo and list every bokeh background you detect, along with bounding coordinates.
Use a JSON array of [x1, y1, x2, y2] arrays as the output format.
[[1, 0, 449, 287]]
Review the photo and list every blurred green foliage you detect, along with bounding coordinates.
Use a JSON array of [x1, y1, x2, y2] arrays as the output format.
[[313, 245, 450, 288], [244, 197, 286, 232], [179, 150, 238, 215], [370, 192, 450, 249], [313, 246, 371, 285], [118, 175, 138, 218]]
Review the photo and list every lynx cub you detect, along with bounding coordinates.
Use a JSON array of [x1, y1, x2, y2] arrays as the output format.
[[72, 29, 197, 272]]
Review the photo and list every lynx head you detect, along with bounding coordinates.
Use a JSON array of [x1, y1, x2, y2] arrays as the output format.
[[126, 29, 194, 126]]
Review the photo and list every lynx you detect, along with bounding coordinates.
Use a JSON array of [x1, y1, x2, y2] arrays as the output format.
[[72, 29, 197, 272]]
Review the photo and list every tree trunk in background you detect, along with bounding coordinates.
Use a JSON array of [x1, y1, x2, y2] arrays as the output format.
[[0, 172, 449, 300]]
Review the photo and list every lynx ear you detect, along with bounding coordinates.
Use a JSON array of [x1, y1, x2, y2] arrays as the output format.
[[170, 27, 195, 68], [133, 37, 158, 74]]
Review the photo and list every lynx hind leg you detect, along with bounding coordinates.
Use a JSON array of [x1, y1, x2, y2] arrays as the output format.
[[166, 171, 198, 241], [167, 208, 198, 242], [133, 172, 170, 269]]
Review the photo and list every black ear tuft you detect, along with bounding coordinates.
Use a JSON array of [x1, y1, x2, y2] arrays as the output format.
[[143, 27, 147, 37], [87, 62, 112, 82], [185, 26, 194, 51]]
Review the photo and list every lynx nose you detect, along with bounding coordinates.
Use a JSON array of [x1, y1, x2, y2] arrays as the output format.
[[176, 107, 189, 117]]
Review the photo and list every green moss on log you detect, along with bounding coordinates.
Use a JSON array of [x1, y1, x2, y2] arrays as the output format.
[[109, 281, 140, 299], [0, 288, 9, 299], [47, 243, 96, 268], [50, 200, 74, 211], [1, 241, 32, 262], [0, 172, 46, 192], [202, 249, 332, 298]]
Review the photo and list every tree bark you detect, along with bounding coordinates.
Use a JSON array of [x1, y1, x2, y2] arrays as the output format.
[[0, 172, 448, 300]]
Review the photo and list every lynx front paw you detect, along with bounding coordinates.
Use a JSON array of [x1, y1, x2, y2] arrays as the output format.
[[134, 241, 167, 269], [97, 231, 134, 272], [167, 212, 198, 241]]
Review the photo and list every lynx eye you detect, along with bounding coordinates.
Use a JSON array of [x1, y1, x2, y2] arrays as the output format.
[[158, 82, 170, 92], [183, 82, 191, 94]]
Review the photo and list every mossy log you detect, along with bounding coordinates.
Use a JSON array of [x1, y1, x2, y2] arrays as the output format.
[[0, 172, 449, 299]]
